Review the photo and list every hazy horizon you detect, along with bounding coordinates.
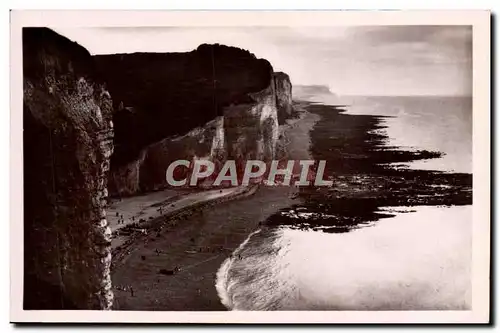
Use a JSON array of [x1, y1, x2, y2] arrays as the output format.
[[53, 26, 472, 97]]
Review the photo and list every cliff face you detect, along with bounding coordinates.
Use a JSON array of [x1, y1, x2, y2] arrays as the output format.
[[273, 72, 293, 124], [224, 82, 279, 162], [94, 45, 273, 167], [110, 116, 227, 194], [22, 28, 292, 308], [23, 28, 113, 309], [110, 77, 285, 195], [97, 46, 292, 195]]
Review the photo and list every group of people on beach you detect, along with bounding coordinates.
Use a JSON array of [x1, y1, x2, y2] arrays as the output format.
[[114, 284, 135, 297], [115, 212, 126, 225], [115, 212, 139, 225]]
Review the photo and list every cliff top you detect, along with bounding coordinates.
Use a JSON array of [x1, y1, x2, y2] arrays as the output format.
[[23, 28, 98, 81]]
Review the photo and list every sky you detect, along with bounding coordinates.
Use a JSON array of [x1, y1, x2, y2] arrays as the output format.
[[54, 26, 472, 96]]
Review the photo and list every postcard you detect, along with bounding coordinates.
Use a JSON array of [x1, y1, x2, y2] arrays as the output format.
[[10, 10, 491, 324]]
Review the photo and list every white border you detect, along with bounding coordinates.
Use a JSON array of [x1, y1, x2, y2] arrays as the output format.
[[9, 10, 491, 324]]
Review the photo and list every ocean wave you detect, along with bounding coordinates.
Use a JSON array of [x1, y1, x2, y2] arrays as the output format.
[[215, 206, 471, 311]]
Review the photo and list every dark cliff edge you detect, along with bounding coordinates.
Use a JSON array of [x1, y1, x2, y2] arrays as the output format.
[[22, 27, 295, 309], [23, 28, 113, 309], [95, 46, 293, 196], [94, 46, 273, 167], [273, 72, 293, 124]]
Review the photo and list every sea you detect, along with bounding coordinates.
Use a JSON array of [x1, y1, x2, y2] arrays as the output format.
[[307, 93, 472, 174], [214, 92, 473, 311]]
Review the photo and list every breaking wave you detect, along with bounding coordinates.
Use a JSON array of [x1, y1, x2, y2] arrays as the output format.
[[215, 206, 471, 311]]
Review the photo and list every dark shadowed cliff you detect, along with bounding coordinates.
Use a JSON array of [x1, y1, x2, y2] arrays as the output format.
[[94, 46, 273, 167], [95, 46, 293, 195], [22, 27, 295, 309], [23, 28, 113, 309]]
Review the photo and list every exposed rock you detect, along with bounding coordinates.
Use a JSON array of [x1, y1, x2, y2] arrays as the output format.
[[23, 28, 113, 309], [273, 72, 293, 124], [224, 81, 279, 165], [108, 149, 147, 196]]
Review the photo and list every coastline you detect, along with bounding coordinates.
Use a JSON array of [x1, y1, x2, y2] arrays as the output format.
[[109, 98, 472, 311], [110, 185, 259, 268]]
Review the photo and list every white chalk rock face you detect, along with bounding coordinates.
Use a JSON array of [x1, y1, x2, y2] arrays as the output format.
[[109, 70, 290, 195], [216, 206, 471, 311]]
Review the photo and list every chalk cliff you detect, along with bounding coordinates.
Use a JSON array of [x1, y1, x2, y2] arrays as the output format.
[[23, 28, 113, 309], [96, 46, 293, 195]]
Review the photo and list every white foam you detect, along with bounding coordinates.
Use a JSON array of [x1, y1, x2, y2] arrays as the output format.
[[215, 205, 471, 310]]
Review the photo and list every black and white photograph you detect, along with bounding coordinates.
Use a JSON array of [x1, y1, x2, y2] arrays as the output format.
[[10, 10, 490, 323]]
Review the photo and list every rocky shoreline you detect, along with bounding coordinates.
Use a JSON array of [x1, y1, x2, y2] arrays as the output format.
[[279, 102, 472, 234]]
